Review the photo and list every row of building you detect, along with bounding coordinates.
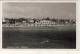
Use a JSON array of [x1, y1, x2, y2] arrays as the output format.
[[2, 17, 76, 27]]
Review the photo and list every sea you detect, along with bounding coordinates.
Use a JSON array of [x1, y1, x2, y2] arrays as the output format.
[[2, 25, 76, 49]]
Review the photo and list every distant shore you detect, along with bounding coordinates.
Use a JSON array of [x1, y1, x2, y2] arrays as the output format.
[[3, 24, 76, 31]]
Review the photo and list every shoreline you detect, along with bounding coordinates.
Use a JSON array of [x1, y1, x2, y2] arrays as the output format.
[[2, 24, 76, 31]]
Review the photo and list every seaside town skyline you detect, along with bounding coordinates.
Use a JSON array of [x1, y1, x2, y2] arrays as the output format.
[[2, 2, 76, 49]]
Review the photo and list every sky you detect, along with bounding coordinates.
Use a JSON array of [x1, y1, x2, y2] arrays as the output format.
[[3, 2, 76, 19]]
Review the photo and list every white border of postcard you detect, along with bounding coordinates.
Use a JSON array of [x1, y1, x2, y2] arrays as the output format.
[[0, 0, 80, 54]]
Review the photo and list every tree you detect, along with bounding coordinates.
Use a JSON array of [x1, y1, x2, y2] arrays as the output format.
[[45, 17, 50, 20]]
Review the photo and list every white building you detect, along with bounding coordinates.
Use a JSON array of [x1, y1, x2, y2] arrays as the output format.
[[34, 20, 56, 27]]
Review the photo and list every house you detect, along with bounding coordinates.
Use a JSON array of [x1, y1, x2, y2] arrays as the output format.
[[34, 20, 56, 27]]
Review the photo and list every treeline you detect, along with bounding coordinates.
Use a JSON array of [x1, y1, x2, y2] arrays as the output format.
[[2, 17, 76, 25]]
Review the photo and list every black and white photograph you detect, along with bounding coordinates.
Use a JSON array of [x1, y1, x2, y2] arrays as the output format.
[[2, 2, 76, 49]]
